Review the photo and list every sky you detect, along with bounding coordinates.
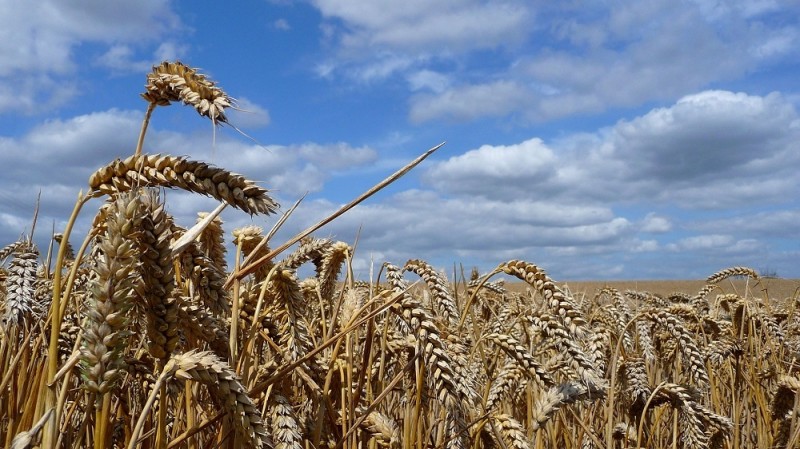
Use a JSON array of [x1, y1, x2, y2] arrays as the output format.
[[0, 0, 798, 281]]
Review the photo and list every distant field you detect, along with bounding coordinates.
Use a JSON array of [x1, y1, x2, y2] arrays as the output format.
[[505, 277, 800, 300]]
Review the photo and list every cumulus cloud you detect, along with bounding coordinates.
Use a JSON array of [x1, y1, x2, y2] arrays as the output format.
[[2, 91, 796, 279], [409, 81, 533, 123], [301, 0, 799, 123], [640, 214, 672, 233], [313, 0, 532, 52], [0, 0, 182, 113]]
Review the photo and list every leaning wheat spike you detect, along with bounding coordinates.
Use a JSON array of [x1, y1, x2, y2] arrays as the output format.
[[706, 266, 759, 284], [316, 241, 350, 302], [195, 211, 227, 273], [269, 393, 302, 449], [385, 263, 472, 410], [0, 241, 30, 264], [627, 289, 668, 308], [138, 190, 181, 360], [705, 336, 742, 367], [585, 325, 610, 372], [498, 260, 586, 335], [79, 191, 142, 399], [180, 239, 230, 316], [445, 333, 481, 404], [3, 249, 39, 327], [165, 350, 271, 448], [526, 312, 605, 390], [645, 310, 710, 388], [278, 237, 331, 271], [490, 414, 531, 449], [487, 361, 527, 410], [445, 407, 469, 449], [178, 301, 230, 359], [142, 61, 233, 125], [692, 284, 718, 313], [88, 154, 278, 215], [467, 277, 507, 294], [772, 375, 800, 421], [391, 289, 472, 406], [404, 259, 460, 329], [360, 409, 401, 449], [772, 375, 800, 447], [654, 383, 709, 449], [383, 263, 412, 333], [232, 225, 273, 281], [530, 381, 604, 432], [600, 288, 634, 351], [692, 403, 733, 443], [486, 332, 555, 387]]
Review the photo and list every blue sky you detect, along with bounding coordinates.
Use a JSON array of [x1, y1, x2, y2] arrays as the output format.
[[1, 0, 798, 280]]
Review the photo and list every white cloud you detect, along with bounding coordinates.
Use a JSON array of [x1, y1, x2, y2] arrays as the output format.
[[0, 0, 182, 113], [640, 214, 672, 233], [409, 80, 532, 123], [667, 235, 763, 254], [407, 70, 450, 93], [304, 0, 799, 123], [2, 89, 797, 279], [423, 138, 559, 197], [423, 90, 800, 208], [313, 0, 532, 52]]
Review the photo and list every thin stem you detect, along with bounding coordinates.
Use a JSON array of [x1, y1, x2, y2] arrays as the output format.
[[226, 142, 445, 287], [42, 192, 89, 449], [135, 102, 157, 157]]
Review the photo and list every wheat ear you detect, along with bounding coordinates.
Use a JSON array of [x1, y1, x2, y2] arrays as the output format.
[[88, 154, 278, 215]]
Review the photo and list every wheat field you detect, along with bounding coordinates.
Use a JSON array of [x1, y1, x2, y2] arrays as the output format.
[[1, 62, 798, 449]]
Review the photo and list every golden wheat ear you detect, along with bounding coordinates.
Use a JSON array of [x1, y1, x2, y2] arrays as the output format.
[[88, 154, 279, 215], [142, 61, 233, 126]]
